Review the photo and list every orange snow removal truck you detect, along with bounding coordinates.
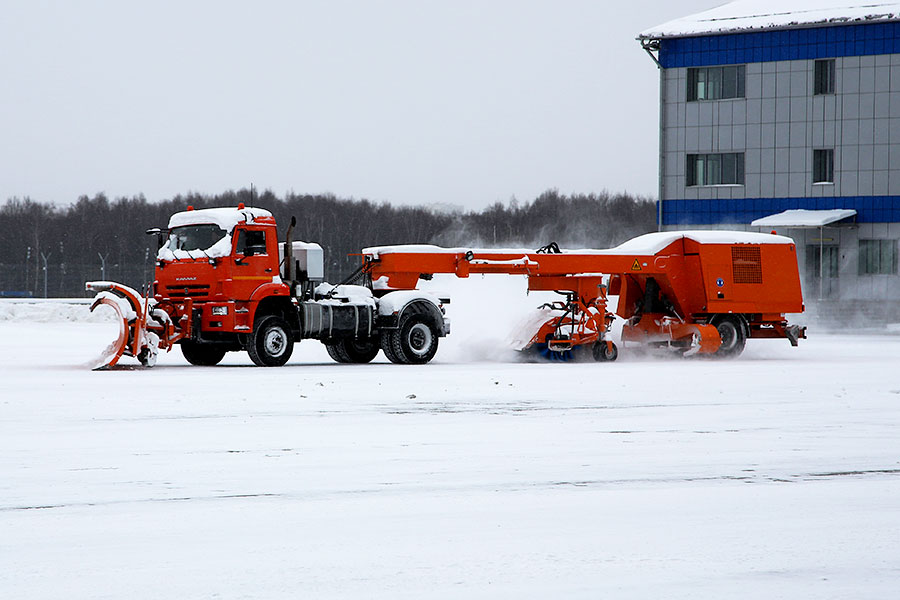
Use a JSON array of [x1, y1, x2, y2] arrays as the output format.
[[86, 203, 805, 368]]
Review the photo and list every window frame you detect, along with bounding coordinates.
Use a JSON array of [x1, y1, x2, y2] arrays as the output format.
[[858, 239, 898, 275], [234, 228, 269, 256], [813, 59, 836, 95], [686, 153, 745, 187], [687, 65, 746, 102], [812, 149, 834, 184]]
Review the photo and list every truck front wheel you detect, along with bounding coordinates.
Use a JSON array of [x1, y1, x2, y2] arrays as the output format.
[[181, 341, 226, 366], [247, 315, 294, 366]]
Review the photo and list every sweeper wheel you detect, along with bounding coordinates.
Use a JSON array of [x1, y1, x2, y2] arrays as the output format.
[[592, 341, 618, 362]]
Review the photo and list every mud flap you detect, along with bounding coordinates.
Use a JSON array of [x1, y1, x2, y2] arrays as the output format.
[[785, 324, 805, 347]]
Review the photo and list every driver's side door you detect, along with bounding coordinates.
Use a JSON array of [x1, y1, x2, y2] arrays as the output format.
[[231, 228, 273, 300]]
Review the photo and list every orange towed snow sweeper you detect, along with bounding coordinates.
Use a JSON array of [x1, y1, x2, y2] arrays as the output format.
[[360, 230, 805, 360]]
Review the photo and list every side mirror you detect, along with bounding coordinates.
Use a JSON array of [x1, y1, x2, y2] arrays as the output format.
[[145, 227, 166, 251]]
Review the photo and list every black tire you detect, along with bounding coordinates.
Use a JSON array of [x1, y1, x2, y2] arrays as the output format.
[[341, 338, 380, 363], [713, 316, 746, 358], [385, 314, 439, 364], [592, 341, 619, 362], [324, 339, 378, 364], [247, 315, 294, 367], [180, 341, 226, 366], [325, 342, 350, 363], [381, 332, 406, 364]]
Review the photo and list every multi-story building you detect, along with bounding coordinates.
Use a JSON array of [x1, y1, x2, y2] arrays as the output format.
[[638, 1, 900, 319]]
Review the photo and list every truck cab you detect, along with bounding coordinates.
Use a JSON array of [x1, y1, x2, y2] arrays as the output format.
[[154, 205, 291, 341]]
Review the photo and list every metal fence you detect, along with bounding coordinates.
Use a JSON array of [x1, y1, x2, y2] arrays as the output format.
[[0, 262, 153, 298], [0, 254, 356, 299]]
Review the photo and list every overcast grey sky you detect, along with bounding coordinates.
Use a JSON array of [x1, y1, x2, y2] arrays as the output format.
[[1, 0, 715, 210]]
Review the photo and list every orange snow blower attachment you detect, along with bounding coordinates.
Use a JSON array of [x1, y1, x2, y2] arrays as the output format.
[[85, 281, 188, 369], [86, 282, 154, 369], [361, 231, 806, 361]]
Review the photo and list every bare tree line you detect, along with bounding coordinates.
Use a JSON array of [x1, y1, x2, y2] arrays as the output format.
[[0, 188, 656, 297]]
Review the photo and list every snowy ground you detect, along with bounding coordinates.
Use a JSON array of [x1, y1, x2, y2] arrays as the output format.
[[2, 277, 900, 599]]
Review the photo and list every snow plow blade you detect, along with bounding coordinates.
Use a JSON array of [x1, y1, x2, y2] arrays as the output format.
[[86, 281, 155, 370], [89, 294, 129, 369]]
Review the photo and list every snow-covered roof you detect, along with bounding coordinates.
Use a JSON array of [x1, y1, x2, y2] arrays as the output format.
[[167, 206, 273, 231], [639, 1, 900, 39], [608, 230, 795, 255], [751, 209, 857, 227]]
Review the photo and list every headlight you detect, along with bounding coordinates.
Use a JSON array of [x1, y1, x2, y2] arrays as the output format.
[[211, 306, 228, 316]]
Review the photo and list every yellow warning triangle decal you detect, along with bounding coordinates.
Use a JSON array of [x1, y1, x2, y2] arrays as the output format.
[[631, 258, 642, 271]]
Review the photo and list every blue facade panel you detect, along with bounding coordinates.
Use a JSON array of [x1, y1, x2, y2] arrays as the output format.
[[662, 197, 900, 226], [659, 21, 900, 67]]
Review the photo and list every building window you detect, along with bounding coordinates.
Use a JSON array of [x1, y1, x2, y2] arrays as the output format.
[[687, 65, 746, 101], [686, 153, 745, 186], [858, 239, 898, 275], [814, 59, 835, 95], [813, 149, 834, 183]]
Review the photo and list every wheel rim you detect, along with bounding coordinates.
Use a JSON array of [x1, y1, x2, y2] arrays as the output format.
[[717, 321, 737, 351], [407, 323, 433, 357], [264, 327, 287, 357], [593, 342, 616, 362]]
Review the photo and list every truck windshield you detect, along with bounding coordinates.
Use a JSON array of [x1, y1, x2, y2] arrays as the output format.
[[167, 225, 227, 252]]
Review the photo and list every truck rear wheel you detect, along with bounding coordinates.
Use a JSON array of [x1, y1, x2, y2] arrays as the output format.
[[325, 338, 379, 364], [712, 316, 746, 358], [383, 314, 439, 364], [343, 338, 379, 363], [247, 315, 294, 366], [325, 343, 349, 363], [380, 333, 404, 364], [180, 341, 226, 366]]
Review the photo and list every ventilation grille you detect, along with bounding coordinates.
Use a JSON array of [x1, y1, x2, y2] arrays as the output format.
[[165, 284, 211, 298], [732, 247, 762, 284]]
